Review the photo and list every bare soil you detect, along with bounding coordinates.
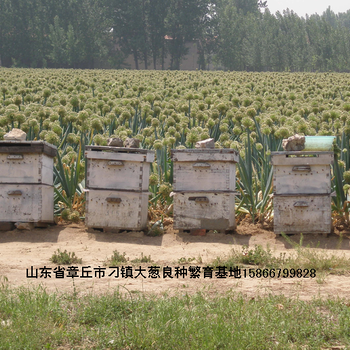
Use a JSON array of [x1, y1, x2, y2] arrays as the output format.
[[1, 221, 350, 300]]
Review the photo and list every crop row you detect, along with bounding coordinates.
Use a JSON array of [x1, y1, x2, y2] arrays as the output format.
[[1, 68, 350, 229]]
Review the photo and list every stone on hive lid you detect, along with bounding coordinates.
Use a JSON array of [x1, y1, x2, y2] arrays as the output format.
[[195, 138, 215, 149], [107, 137, 123, 147], [124, 137, 140, 148], [282, 134, 305, 151], [4, 128, 26, 141]]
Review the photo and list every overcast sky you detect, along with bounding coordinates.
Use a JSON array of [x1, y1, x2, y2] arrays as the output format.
[[265, 0, 350, 17]]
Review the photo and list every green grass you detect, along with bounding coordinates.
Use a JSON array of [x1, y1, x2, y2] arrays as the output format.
[[281, 233, 350, 274], [212, 237, 350, 275], [104, 239, 350, 278], [50, 249, 82, 265], [131, 253, 153, 264], [0, 285, 350, 349], [104, 250, 128, 266], [105, 251, 154, 265], [177, 256, 196, 264]]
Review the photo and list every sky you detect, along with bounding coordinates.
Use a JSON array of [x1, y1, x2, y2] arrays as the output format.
[[265, 0, 350, 17]]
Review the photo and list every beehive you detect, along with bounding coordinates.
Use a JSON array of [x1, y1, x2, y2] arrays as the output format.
[[271, 151, 333, 195], [85, 190, 149, 230], [171, 149, 239, 232], [84, 146, 154, 231], [271, 151, 333, 235], [0, 141, 57, 225]]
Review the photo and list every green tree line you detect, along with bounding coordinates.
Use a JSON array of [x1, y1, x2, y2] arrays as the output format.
[[0, 0, 350, 71]]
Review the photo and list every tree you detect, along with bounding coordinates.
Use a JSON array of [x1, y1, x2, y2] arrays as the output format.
[[49, 16, 67, 67], [73, 0, 109, 68], [105, 0, 148, 69], [146, 0, 169, 69], [215, 0, 267, 70], [232, 0, 266, 15], [215, 2, 244, 70], [166, 0, 210, 70]]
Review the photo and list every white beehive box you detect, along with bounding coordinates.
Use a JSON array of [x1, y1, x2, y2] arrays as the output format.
[[271, 151, 333, 235], [85, 190, 149, 230], [173, 192, 236, 230], [0, 184, 54, 222], [271, 151, 333, 195], [0, 141, 56, 225], [85, 146, 154, 191], [171, 149, 238, 231], [0, 141, 56, 185], [171, 149, 239, 192], [85, 146, 154, 231], [273, 194, 331, 234]]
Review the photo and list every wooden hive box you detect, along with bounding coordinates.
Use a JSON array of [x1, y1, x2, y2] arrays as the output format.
[[171, 149, 239, 192], [271, 151, 333, 195], [85, 146, 154, 191], [0, 184, 54, 223], [271, 151, 333, 235], [171, 149, 239, 231], [85, 190, 149, 230], [0, 141, 57, 225], [173, 192, 236, 230], [0, 141, 56, 185], [273, 194, 331, 235], [85, 146, 155, 231]]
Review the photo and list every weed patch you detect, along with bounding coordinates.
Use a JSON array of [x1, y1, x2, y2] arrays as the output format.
[[177, 257, 196, 264], [212, 244, 290, 269], [50, 249, 82, 265], [281, 233, 350, 274], [131, 253, 153, 263], [104, 250, 128, 266], [211, 237, 350, 275]]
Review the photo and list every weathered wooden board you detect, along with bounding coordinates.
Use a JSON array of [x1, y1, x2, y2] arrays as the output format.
[[86, 159, 150, 191], [173, 192, 236, 230], [0, 153, 54, 185], [171, 149, 239, 163], [273, 164, 331, 194], [271, 152, 334, 166], [0, 184, 54, 223], [86, 150, 148, 163], [273, 195, 331, 234], [0, 141, 57, 157], [85, 147, 155, 163], [173, 161, 236, 192], [86, 148, 154, 191], [86, 145, 151, 154], [85, 190, 149, 230]]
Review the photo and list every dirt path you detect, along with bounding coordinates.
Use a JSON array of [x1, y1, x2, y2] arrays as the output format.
[[1, 222, 350, 300]]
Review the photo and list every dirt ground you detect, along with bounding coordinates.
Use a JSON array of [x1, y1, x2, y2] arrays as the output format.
[[1, 221, 350, 301]]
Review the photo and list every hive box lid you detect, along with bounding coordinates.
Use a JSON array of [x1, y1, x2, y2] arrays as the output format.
[[171, 148, 239, 162], [85, 146, 155, 162], [0, 141, 57, 157], [271, 151, 334, 165]]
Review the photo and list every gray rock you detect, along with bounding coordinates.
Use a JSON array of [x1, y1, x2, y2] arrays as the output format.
[[282, 134, 305, 151], [195, 138, 215, 149], [124, 137, 140, 148], [107, 137, 123, 147]]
